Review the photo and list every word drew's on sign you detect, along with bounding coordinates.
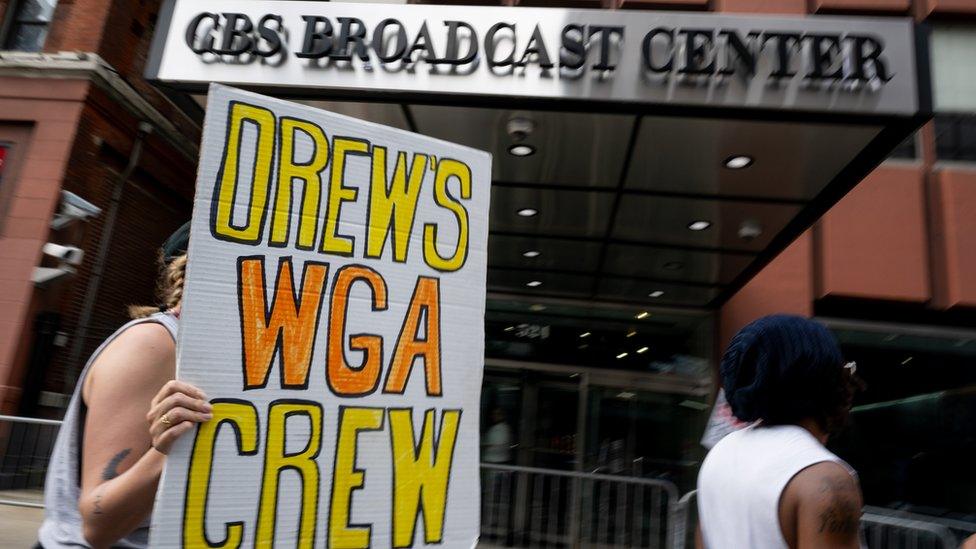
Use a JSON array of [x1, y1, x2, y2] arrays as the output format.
[[150, 84, 490, 549]]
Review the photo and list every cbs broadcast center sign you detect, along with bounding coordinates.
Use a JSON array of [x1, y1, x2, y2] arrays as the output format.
[[146, 0, 927, 116]]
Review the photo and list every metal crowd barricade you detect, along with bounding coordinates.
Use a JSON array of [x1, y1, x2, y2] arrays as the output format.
[[0, 415, 970, 549], [862, 509, 960, 549], [674, 490, 963, 549], [0, 414, 62, 508], [480, 463, 681, 549]]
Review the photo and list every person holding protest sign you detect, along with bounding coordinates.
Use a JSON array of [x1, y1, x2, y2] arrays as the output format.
[[696, 315, 865, 549], [37, 223, 211, 549]]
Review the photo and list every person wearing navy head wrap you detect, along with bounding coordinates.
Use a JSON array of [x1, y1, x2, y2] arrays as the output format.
[[720, 314, 854, 432], [696, 315, 864, 549]]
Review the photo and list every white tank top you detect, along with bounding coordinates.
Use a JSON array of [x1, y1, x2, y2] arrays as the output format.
[[38, 312, 178, 549], [696, 424, 856, 549]]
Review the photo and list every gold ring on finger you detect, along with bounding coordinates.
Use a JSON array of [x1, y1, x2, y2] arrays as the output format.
[[160, 413, 172, 425]]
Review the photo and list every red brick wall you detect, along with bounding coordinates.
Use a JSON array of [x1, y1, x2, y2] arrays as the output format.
[[812, 0, 911, 13], [42, 0, 201, 148], [44, 0, 115, 54], [95, 0, 202, 146], [817, 164, 930, 303], [712, 0, 807, 13], [0, 0, 201, 412], [930, 167, 976, 309], [917, 0, 976, 17], [0, 1, 9, 33], [719, 232, 814, 350], [0, 77, 87, 413], [40, 85, 194, 397]]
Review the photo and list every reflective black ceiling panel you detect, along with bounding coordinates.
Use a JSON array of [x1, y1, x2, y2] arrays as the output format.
[[488, 235, 603, 273], [410, 105, 635, 187], [487, 268, 595, 298], [490, 187, 615, 238], [611, 195, 802, 252], [596, 278, 721, 307], [601, 244, 754, 286], [625, 117, 881, 200]]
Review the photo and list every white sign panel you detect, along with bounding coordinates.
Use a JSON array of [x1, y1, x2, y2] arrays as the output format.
[[146, 0, 923, 116], [150, 84, 491, 548]]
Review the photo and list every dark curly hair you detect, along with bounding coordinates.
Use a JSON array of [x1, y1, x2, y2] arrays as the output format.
[[721, 315, 862, 433]]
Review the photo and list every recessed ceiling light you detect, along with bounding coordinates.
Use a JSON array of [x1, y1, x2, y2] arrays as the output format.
[[635, 311, 650, 320], [626, 330, 637, 338], [687, 220, 712, 231], [637, 346, 649, 354], [578, 344, 589, 350], [508, 144, 536, 157], [529, 304, 547, 312], [616, 352, 629, 359], [617, 391, 636, 399], [522, 250, 541, 258], [517, 208, 538, 217], [504, 326, 515, 332], [579, 332, 591, 338], [649, 290, 665, 298], [724, 155, 753, 169], [663, 262, 684, 271], [526, 280, 542, 288]]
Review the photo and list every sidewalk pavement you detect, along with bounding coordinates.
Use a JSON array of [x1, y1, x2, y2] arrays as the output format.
[[0, 491, 505, 548], [0, 489, 43, 548]]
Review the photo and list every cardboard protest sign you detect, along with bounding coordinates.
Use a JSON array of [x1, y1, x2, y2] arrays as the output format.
[[700, 389, 750, 449], [150, 84, 490, 548]]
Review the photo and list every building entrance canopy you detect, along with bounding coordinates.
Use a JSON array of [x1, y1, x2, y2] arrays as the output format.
[[146, 0, 931, 310]]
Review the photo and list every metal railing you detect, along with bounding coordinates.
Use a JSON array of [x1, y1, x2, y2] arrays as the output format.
[[481, 463, 681, 549], [677, 490, 964, 549], [862, 511, 958, 549], [0, 415, 972, 549], [0, 414, 61, 509]]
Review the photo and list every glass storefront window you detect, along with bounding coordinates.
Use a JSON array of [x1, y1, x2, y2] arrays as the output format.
[[4, 0, 58, 52], [826, 320, 976, 525], [528, 382, 579, 470], [480, 372, 523, 466], [479, 298, 714, 483], [935, 114, 976, 162], [485, 298, 713, 376], [586, 387, 708, 493]]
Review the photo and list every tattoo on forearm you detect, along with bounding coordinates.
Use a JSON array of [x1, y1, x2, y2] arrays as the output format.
[[93, 490, 104, 515], [817, 477, 860, 535], [101, 448, 132, 481]]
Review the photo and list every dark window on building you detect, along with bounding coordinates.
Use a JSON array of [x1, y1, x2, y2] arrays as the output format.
[[828, 323, 976, 524], [889, 133, 917, 160], [3, 0, 58, 52], [935, 113, 976, 162]]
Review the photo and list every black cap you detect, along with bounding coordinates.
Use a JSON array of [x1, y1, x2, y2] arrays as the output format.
[[161, 221, 190, 262]]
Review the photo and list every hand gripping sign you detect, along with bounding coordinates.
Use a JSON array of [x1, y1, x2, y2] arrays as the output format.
[[150, 85, 490, 548]]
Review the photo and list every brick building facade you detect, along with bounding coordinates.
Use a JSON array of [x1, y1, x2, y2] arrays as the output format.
[[0, 0, 199, 415]]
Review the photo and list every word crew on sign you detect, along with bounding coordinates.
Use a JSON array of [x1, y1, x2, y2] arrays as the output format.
[[182, 99, 473, 548]]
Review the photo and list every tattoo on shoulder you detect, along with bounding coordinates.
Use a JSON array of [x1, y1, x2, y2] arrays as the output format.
[[101, 448, 132, 481], [817, 476, 860, 536]]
